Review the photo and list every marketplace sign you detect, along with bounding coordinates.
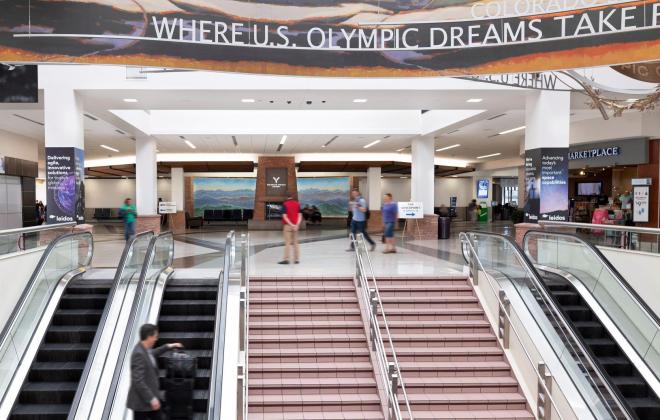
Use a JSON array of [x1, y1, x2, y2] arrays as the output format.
[[0, 0, 659, 76]]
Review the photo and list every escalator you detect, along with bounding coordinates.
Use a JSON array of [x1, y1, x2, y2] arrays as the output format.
[[9, 278, 112, 419], [155, 278, 218, 418], [544, 275, 660, 419], [0, 230, 156, 420], [523, 230, 660, 420]]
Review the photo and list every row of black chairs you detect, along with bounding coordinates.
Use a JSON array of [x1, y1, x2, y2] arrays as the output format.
[[203, 209, 254, 223]]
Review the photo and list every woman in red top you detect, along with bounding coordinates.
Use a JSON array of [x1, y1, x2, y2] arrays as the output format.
[[591, 205, 612, 235]]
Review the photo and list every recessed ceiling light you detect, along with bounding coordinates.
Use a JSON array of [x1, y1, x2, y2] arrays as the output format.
[[100, 144, 119, 153], [396, 147, 406, 152], [242, 98, 256, 103], [123, 98, 138, 103], [400, 176, 408, 179], [498, 125, 526, 135], [477, 152, 502, 159], [353, 98, 368, 103], [184, 140, 197, 149], [364, 140, 381, 149], [436, 144, 461, 152], [466, 98, 483, 103], [280, 135, 287, 145]]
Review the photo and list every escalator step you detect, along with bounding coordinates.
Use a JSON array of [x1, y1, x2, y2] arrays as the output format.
[[19, 382, 78, 404], [9, 403, 69, 420], [36, 343, 92, 363]]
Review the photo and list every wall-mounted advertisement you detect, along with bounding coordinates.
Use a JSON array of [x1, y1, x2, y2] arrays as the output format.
[[0, 1, 658, 77], [524, 147, 568, 222], [297, 177, 349, 217], [477, 179, 489, 199], [46, 147, 85, 223], [633, 185, 650, 223]]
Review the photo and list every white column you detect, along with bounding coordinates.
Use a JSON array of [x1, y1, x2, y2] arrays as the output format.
[[44, 88, 84, 149], [136, 136, 158, 215], [525, 90, 570, 150], [411, 136, 435, 214], [171, 167, 185, 212], [367, 167, 382, 210]]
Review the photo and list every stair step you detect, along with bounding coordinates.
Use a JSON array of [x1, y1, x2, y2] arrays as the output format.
[[404, 392, 528, 405], [250, 347, 369, 357], [249, 333, 366, 343], [250, 308, 361, 316], [249, 393, 381, 406], [406, 410, 535, 419], [399, 360, 513, 372], [246, 411, 384, 420], [250, 377, 377, 389], [251, 285, 355, 292], [249, 362, 375, 373]]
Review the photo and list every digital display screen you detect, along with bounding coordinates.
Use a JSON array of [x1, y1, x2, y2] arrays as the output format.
[[577, 182, 602, 196], [0, 65, 38, 103]]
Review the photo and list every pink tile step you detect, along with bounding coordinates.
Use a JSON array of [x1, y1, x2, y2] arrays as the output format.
[[402, 376, 520, 393], [248, 410, 385, 419], [402, 409, 534, 419]]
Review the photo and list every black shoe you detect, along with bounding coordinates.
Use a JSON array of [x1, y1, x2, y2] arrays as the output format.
[[295, 261, 300, 264], [278, 260, 290, 265]]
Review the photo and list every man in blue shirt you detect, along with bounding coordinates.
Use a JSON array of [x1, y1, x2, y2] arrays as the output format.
[[381, 193, 398, 253], [347, 189, 376, 251]]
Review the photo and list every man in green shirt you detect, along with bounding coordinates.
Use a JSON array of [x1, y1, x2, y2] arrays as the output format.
[[120, 198, 137, 241]]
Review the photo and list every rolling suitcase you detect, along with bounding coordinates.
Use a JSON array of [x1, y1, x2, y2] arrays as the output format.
[[163, 350, 197, 419]]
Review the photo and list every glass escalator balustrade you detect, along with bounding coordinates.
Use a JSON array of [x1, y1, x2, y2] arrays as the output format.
[[462, 231, 632, 420], [524, 231, 660, 419]]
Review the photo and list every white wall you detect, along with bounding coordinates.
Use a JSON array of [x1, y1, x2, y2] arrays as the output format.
[[360, 176, 473, 208], [84, 178, 171, 208], [435, 177, 473, 207], [0, 249, 44, 333], [0, 129, 39, 162]]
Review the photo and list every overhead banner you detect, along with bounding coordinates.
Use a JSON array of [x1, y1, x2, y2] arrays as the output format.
[[0, 0, 658, 76], [46, 147, 85, 224]]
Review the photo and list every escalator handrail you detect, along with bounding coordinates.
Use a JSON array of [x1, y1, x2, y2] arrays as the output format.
[[0, 231, 93, 358], [101, 231, 174, 419], [208, 230, 235, 419], [538, 220, 660, 235], [460, 231, 633, 420], [0, 231, 93, 409], [523, 229, 660, 329], [68, 230, 155, 419]]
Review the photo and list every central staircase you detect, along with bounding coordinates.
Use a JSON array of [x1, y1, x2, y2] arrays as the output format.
[[377, 276, 534, 420], [248, 277, 383, 419]]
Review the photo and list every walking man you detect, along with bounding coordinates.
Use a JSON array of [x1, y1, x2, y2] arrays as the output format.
[[348, 189, 376, 251], [279, 192, 301, 265], [120, 198, 137, 242], [127, 324, 182, 420], [382, 193, 398, 253]]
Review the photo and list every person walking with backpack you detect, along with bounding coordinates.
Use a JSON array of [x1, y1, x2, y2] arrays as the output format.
[[347, 189, 376, 251], [120, 198, 137, 242]]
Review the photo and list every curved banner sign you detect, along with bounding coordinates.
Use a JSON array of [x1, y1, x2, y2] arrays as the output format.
[[0, 0, 658, 76]]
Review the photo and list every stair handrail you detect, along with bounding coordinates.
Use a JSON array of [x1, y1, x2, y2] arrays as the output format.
[[68, 230, 155, 420], [208, 230, 236, 419], [523, 230, 660, 385], [0, 231, 93, 416], [100, 231, 175, 420], [236, 233, 250, 420], [352, 233, 413, 420], [460, 231, 632, 420]]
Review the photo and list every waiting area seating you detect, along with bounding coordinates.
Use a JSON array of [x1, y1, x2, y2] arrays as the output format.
[[186, 212, 204, 228], [203, 209, 253, 223], [93, 208, 119, 220]]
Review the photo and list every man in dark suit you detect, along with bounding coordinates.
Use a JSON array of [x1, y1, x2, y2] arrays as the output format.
[[127, 324, 182, 420]]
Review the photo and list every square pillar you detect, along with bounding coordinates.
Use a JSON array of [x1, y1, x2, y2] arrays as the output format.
[[367, 167, 383, 233], [409, 137, 438, 239], [136, 136, 160, 233]]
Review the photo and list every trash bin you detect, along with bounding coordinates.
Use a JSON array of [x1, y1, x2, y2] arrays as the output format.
[[438, 216, 451, 239]]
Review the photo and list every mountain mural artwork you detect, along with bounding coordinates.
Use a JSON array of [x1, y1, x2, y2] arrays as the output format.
[[297, 177, 350, 217], [193, 177, 256, 216]]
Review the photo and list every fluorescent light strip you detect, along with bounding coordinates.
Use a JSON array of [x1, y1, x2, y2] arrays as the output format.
[[280, 135, 287, 145], [477, 152, 501, 159], [184, 140, 197, 149], [487, 113, 506, 121], [363, 140, 381, 149], [115, 129, 126, 135], [12, 114, 44, 126], [353, 98, 368, 103], [123, 98, 138, 103], [100, 144, 119, 153], [242, 98, 255, 103], [322, 135, 339, 148], [436, 144, 461, 152], [466, 98, 483, 103], [498, 125, 525, 135], [396, 148, 406, 152], [83, 113, 98, 121]]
